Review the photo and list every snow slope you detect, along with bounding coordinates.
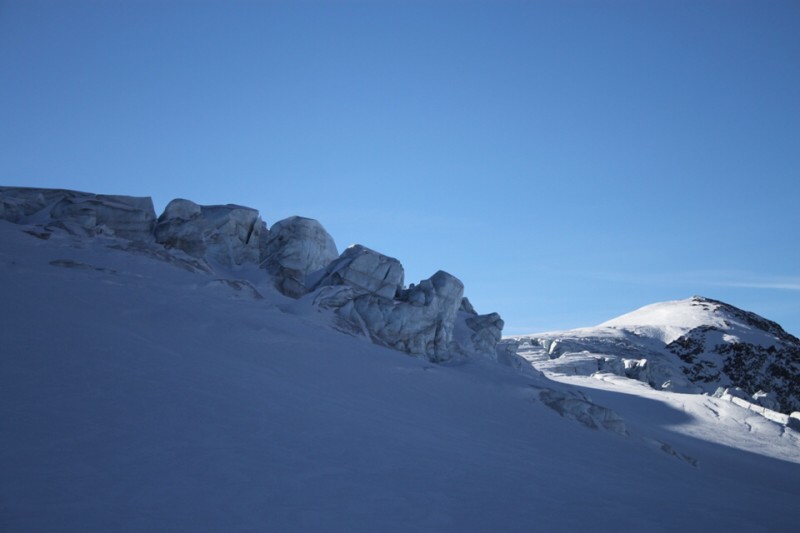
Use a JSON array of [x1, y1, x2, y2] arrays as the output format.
[[2, 220, 800, 532]]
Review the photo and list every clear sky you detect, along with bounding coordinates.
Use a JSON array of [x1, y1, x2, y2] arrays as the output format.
[[2, 0, 798, 336]]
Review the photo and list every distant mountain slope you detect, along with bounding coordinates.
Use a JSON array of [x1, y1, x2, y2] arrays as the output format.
[[504, 296, 800, 413]]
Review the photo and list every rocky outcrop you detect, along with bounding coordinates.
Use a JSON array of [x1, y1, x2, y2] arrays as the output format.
[[0, 187, 156, 240], [261, 216, 338, 298], [667, 321, 800, 413], [154, 199, 266, 267]]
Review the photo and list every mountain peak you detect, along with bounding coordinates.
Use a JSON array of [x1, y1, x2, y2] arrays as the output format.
[[596, 296, 796, 346], [598, 296, 728, 344], [509, 295, 800, 413]]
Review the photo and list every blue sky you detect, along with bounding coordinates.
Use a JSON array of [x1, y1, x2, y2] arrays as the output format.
[[2, 0, 798, 335]]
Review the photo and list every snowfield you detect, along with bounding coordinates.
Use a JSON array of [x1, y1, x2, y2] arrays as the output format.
[[2, 219, 800, 532]]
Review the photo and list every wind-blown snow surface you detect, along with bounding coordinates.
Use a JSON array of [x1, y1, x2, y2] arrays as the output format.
[[2, 220, 800, 532]]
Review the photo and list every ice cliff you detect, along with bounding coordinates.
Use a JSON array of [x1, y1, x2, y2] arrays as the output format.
[[0, 186, 503, 362]]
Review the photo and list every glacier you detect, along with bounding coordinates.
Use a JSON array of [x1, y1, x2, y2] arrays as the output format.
[[2, 186, 800, 532]]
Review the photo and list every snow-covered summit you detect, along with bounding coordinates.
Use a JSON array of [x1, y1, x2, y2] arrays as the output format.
[[504, 296, 800, 414], [599, 296, 796, 345], [598, 296, 730, 344]]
